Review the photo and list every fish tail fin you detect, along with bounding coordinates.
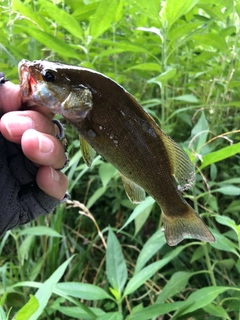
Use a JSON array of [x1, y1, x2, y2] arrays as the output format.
[[163, 204, 215, 246]]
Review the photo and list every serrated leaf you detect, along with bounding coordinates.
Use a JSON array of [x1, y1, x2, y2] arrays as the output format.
[[106, 228, 127, 295], [127, 0, 160, 20], [90, 0, 119, 38], [161, 0, 200, 29], [39, 2, 83, 39], [56, 282, 112, 300]]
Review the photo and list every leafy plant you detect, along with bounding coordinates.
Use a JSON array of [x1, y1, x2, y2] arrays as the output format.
[[0, 0, 240, 319]]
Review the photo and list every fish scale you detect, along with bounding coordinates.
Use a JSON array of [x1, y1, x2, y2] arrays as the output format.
[[18, 59, 215, 246]]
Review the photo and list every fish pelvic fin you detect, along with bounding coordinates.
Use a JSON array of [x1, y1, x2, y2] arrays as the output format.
[[163, 205, 215, 246]]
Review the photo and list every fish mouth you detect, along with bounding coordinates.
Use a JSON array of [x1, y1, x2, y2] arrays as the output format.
[[18, 60, 37, 99]]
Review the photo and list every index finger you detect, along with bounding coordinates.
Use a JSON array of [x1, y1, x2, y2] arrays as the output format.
[[0, 81, 55, 119]]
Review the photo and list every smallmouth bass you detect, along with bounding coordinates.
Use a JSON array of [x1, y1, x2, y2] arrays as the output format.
[[18, 59, 215, 246]]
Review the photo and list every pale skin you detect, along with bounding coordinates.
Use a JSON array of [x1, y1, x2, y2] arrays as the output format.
[[0, 81, 68, 200]]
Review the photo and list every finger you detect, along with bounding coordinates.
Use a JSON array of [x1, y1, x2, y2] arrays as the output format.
[[36, 166, 68, 200], [21, 129, 67, 169], [0, 81, 54, 118], [1, 111, 60, 143], [0, 82, 21, 113]]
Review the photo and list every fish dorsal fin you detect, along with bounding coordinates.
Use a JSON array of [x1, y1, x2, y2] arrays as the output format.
[[119, 172, 146, 204], [79, 135, 96, 167], [161, 133, 195, 191]]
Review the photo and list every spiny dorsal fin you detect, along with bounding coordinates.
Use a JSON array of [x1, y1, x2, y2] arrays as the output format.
[[79, 135, 96, 167], [119, 172, 146, 204], [161, 132, 195, 191]]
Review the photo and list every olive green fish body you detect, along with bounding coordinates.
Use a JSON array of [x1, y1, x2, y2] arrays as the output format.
[[18, 60, 215, 246]]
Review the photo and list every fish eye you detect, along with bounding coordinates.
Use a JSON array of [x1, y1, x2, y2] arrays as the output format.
[[42, 70, 55, 83]]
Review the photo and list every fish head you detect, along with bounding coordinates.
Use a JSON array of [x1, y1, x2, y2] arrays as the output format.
[[18, 59, 93, 120]]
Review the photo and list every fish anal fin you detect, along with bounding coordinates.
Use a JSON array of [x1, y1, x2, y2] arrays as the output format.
[[163, 205, 215, 246], [120, 172, 145, 204], [161, 133, 195, 191], [79, 135, 96, 167]]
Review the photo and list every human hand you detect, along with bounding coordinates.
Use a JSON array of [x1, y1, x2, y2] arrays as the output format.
[[0, 79, 68, 200]]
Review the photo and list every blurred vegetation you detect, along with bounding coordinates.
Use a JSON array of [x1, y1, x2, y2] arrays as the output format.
[[0, 0, 240, 319]]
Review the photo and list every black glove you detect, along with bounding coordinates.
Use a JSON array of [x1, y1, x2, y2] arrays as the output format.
[[0, 133, 67, 235]]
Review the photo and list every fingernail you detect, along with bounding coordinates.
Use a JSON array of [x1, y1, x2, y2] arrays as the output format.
[[37, 133, 54, 153], [6, 116, 34, 137], [50, 166, 60, 182]]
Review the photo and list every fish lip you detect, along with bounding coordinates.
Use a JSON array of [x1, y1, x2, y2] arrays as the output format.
[[18, 60, 38, 99]]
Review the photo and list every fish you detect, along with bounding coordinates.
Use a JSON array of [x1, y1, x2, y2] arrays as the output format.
[[18, 59, 215, 246]]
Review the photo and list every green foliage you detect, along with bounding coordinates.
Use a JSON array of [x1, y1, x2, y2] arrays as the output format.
[[0, 0, 240, 319]]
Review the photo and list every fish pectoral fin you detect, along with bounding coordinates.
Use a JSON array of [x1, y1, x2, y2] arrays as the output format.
[[79, 135, 96, 167], [119, 172, 146, 204], [162, 205, 215, 246], [161, 133, 195, 191]]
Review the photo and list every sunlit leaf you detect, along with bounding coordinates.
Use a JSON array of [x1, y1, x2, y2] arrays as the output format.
[[106, 228, 128, 295]]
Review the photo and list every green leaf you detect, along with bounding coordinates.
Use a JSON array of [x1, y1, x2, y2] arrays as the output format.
[[210, 232, 239, 257], [126, 302, 184, 320], [18, 227, 62, 237], [119, 197, 155, 232], [200, 142, 240, 169], [87, 186, 107, 209], [156, 272, 192, 304], [106, 228, 128, 295], [39, 2, 83, 39], [135, 229, 165, 273], [29, 256, 75, 320], [203, 303, 231, 319], [215, 185, 240, 196], [0, 307, 6, 320], [215, 215, 240, 239], [127, 0, 160, 20], [172, 286, 233, 318], [99, 163, 116, 187], [191, 111, 209, 151], [15, 295, 39, 320], [12, 0, 49, 31], [124, 246, 185, 297], [51, 306, 105, 319], [148, 68, 177, 85], [90, 0, 120, 38], [97, 312, 123, 320], [193, 33, 227, 51], [171, 94, 199, 103], [14, 25, 80, 59], [55, 282, 112, 301], [161, 0, 200, 29], [125, 63, 161, 72]]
